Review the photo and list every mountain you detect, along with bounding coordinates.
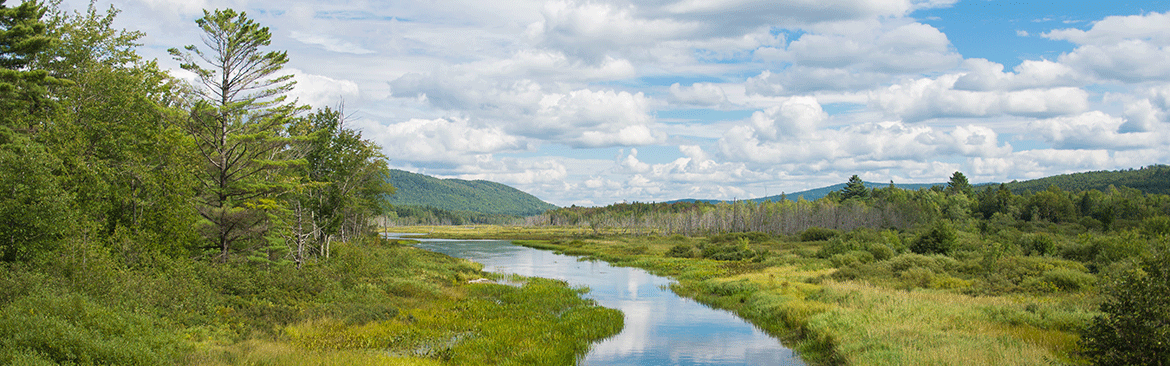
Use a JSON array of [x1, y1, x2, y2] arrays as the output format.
[[1003, 165, 1170, 195], [385, 170, 558, 216]]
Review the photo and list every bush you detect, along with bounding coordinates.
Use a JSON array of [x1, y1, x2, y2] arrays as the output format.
[[1018, 233, 1056, 256], [910, 221, 957, 255], [0, 291, 189, 365], [1040, 268, 1095, 292], [665, 244, 695, 258], [1081, 249, 1170, 365], [800, 227, 839, 242]]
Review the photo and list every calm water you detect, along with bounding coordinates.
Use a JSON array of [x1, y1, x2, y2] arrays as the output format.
[[410, 238, 805, 366]]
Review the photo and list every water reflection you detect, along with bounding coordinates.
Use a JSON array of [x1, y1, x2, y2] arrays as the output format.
[[411, 238, 805, 366]]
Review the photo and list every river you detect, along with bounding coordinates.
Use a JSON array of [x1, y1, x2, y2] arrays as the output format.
[[409, 237, 805, 366]]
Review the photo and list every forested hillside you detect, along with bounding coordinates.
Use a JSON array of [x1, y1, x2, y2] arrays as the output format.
[[1004, 164, 1170, 195], [386, 169, 558, 216]]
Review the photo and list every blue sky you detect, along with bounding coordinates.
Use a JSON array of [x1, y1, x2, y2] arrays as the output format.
[[62, 0, 1170, 206]]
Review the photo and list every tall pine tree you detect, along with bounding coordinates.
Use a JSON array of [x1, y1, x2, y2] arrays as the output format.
[[169, 9, 303, 262]]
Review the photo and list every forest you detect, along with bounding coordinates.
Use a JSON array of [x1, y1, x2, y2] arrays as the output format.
[[0, 2, 621, 365]]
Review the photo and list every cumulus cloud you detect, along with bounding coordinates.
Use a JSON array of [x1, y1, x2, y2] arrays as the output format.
[[361, 117, 526, 166], [747, 21, 960, 94], [390, 67, 663, 148], [669, 83, 728, 107], [1030, 111, 1163, 150], [870, 74, 1089, 121], [1043, 11, 1170, 82], [953, 58, 1082, 91], [719, 96, 1013, 167], [286, 69, 360, 108]]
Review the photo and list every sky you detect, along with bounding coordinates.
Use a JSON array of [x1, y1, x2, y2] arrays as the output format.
[[55, 0, 1170, 207]]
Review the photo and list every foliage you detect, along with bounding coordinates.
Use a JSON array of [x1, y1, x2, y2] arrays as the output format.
[[841, 174, 869, 201], [910, 220, 957, 255], [0, 129, 70, 262], [169, 8, 304, 262], [1081, 247, 1170, 365], [385, 169, 557, 217], [1007, 164, 1170, 195], [946, 171, 973, 196]]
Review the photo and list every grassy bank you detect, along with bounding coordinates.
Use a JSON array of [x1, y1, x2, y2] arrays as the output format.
[[0, 236, 622, 365], [402, 225, 1096, 365]]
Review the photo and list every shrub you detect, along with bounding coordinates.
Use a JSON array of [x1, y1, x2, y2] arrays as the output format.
[[1040, 268, 1095, 292], [0, 291, 189, 365], [1018, 233, 1056, 256], [910, 221, 957, 255], [665, 244, 695, 258], [800, 227, 839, 242], [1081, 249, 1170, 365]]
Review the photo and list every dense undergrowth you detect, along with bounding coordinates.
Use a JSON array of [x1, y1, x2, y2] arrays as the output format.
[[413, 222, 1170, 366], [0, 236, 622, 365]]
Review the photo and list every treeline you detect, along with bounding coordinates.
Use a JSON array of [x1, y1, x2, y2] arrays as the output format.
[[0, 3, 392, 266], [528, 172, 1170, 236], [386, 205, 524, 226], [1006, 164, 1170, 195]]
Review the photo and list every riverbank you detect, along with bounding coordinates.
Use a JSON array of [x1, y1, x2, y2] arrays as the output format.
[[0, 236, 622, 365], [395, 225, 1092, 366]]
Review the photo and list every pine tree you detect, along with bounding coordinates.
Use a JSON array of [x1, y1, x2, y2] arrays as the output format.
[[841, 175, 869, 201], [169, 9, 304, 262]]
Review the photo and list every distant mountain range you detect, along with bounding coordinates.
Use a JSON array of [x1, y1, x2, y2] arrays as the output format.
[[664, 165, 1170, 204], [385, 170, 557, 217], [665, 182, 946, 204]]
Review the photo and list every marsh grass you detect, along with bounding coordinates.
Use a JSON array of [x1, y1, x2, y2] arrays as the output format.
[[424, 225, 1094, 365], [1, 234, 623, 365]]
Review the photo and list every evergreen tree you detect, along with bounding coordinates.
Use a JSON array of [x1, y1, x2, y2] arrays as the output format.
[[841, 175, 869, 201], [169, 9, 303, 262], [946, 171, 973, 196], [0, 0, 58, 131]]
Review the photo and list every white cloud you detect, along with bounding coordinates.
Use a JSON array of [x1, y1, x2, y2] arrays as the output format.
[[286, 69, 360, 109], [1043, 11, 1170, 45], [870, 74, 1089, 121], [290, 31, 376, 54], [953, 58, 1082, 91], [1043, 12, 1170, 82], [669, 83, 728, 107], [1030, 111, 1163, 150], [362, 117, 526, 166]]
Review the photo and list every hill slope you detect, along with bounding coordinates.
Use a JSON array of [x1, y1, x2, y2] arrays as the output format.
[[385, 170, 558, 216], [1004, 165, 1170, 195]]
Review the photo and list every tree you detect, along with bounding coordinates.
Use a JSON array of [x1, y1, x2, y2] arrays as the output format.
[[0, 0, 71, 262], [841, 175, 869, 201], [1, 0, 63, 132], [287, 107, 394, 267], [169, 9, 303, 262], [36, 3, 199, 259], [1082, 248, 1170, 365], [946, 171, 972, 196]]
